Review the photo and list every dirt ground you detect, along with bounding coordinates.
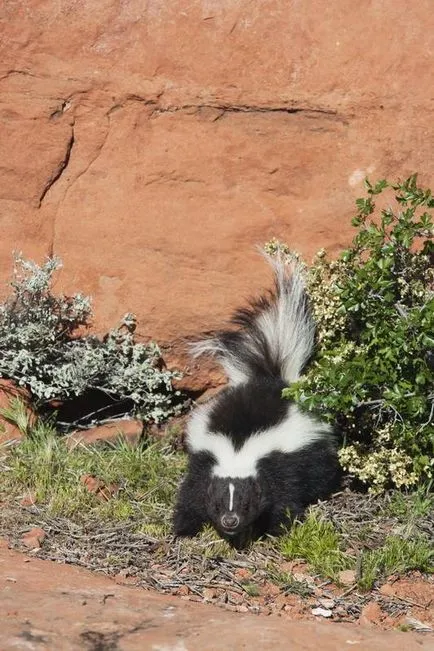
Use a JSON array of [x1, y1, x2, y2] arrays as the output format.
[[1, 539, 432, 651]]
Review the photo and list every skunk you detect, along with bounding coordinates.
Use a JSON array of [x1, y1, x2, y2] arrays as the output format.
[[173, 253, 341, 548]]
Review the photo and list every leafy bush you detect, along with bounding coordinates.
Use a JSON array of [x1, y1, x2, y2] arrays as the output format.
[[0, 256, 182, 424], [271, 175, 434, 491]]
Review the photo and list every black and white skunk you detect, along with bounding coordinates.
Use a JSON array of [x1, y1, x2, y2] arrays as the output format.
[[173, 253, 341, 548]]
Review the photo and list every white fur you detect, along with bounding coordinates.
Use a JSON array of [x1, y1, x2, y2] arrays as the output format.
[[190, 255, 314, 385], [190, 339, 249, 385], [228, 483, 235, 511], [260, 256, 314, 383], [186, 405, 331, 479]]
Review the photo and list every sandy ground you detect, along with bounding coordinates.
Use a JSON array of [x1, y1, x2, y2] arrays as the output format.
[[1, 540, 432, 651]]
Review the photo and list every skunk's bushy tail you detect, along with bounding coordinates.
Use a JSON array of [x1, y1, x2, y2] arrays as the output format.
[[191, 253, 315, 385]]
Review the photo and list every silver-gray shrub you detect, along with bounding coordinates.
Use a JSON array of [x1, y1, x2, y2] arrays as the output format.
[[0, 255, 182, 423]]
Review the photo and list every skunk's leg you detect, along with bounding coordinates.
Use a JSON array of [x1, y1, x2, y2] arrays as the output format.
[[173, 502, 206, 537], [267, 502, 304, 537], [173, 475, 208, 537]]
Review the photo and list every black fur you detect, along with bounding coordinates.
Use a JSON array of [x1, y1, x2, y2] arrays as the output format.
[[173, 451, 214, 538], [173, 255, 342, 547], [256, 439, 341, 535], [173, 436, 341, 549], [208, 378, 288, 450], [173, 379, 341, 548]]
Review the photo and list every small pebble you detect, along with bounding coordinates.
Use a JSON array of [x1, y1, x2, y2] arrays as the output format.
[[338, 569, 356, 586], [312, 607, 333, 618], [378, 583, 395, 597], [318, 598, 335, 609]]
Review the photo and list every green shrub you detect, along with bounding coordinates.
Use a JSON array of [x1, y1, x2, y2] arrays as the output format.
[[0, 255, 182, 424], [272, 175, 434, 491]]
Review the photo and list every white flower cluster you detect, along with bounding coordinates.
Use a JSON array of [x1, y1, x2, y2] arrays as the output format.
[[339, 443, 419, 494], [264, 240, 347, 344], [306, 254, 348, 344]]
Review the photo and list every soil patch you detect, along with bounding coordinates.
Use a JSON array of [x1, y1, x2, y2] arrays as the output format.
[[1, 541, 432, 651], [1, 490, 432, 633]]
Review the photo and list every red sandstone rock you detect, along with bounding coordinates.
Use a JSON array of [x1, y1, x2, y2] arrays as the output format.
[[21, 528, 47, 550], [0, 1, 433, 398], [338, 569, 356, 586], [19, 492, 37, 507], [66, 419, 143, 448], [359, 601, 384, 627], [80, 474, 119, 502], [379, 583, 397, 597], [0, 549, 418, 651], [0, 380, 29, 405], [195, 386, 225, 404], [202, 587, 218, 601], [169, 352, 227, 393]]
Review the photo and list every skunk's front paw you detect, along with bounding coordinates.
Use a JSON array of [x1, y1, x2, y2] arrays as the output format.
[[173, 507, 205, 537]]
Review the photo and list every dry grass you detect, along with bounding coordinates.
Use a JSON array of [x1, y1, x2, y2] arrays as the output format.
[[0, 411, 433, 623]]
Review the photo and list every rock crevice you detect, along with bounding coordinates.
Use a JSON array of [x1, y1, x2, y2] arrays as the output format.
[[38, 125, 75, 207]]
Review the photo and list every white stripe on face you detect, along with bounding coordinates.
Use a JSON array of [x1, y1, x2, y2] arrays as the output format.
[[228, 482, 235, 511]]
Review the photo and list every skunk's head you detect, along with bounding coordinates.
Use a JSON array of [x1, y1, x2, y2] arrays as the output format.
[[206, 476, 267, 548]]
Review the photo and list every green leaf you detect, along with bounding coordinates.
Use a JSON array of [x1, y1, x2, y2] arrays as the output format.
[[280, 173, 433, 491]]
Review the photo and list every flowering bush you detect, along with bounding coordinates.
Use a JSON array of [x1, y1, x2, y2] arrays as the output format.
[[0, 256, 182, 425], [271, 175, 434, 491]]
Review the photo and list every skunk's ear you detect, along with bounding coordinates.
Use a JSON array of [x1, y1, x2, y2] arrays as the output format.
[[253, 478, 269, 510], [207, 479, 217, 500]]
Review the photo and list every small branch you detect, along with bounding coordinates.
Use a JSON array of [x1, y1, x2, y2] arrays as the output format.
[[417, 398, 434, 433]]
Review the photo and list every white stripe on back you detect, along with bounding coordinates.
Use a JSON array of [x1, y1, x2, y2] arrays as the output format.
[[187, 405, 331, 479]]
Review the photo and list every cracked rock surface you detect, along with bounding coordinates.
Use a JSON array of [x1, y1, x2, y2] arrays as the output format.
[[0, 0, 433, 382], [1, 541, 432, 651]]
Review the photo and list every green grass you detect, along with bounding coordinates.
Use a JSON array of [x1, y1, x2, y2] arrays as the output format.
[[279, 512, 354, 581], [358, 536, 434, 591], [0, 397, 32, 435], [267, 567, 314, 597], [1, 400, 432, 594], [1, 414, 186, 534], [279, 509, 433, 591], [241, 582, 261, 597], [386, 482, 434, 520]]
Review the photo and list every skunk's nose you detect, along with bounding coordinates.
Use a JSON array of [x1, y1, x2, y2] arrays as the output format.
[[221, 513, 239, 530]]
